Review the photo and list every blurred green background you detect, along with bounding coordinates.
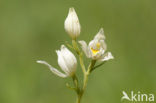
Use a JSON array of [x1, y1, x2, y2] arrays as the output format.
[[0, 0, 156, 103]]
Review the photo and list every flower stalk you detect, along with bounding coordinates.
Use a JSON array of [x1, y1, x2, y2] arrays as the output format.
[[72, 39, 97, 103], [75, 60, 96, 103]]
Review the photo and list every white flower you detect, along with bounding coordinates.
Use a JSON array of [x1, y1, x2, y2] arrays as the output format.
[[64, 7, 81, 39], [79, 28, 114, 61], [37, 45, 77, 78]]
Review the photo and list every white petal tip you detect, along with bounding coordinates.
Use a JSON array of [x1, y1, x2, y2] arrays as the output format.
[[94, 28, 105, 40], [108, 52, 114, 59], [78, 40, 83, 44], [99, 28, 104, 33], [36, 60, 44, 63], [61, 45, 65, 48], [99, 52, 114, 61], [69, 7, 75, 12]]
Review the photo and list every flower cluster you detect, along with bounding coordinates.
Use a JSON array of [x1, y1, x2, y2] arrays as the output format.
[[37, 7, 114, 103]]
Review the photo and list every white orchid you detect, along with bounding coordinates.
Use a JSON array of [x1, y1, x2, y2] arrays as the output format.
[[37, 45, 77, 78], [64, 7, 81, 39], [79, 28, 114, 61], [37, 7, 114, 103]]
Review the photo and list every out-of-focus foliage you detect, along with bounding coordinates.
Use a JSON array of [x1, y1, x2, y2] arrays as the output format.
[[0, 0, 156, 103]]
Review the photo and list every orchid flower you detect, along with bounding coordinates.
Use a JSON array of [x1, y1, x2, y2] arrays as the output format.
[[37, 45, 77, 78], [79, 28, 114, 61]]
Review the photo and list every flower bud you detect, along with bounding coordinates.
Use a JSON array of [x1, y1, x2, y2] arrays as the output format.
[[64, 7, 81, 39]]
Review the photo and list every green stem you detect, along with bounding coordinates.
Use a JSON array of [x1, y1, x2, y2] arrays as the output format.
[[72, 40, 96, 103], [87, 60, 96, 73], [72, 40, 86, 73], [76, 95, 81, 103], [72, 40, 80, 54], [72, 75, 80, 94], [79, 52, 86, 73], [81, 72, 89, 96], [76, 60, 96, 103], [81, 60, 96, 96]]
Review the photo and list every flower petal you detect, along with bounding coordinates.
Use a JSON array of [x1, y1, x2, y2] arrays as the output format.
[[94, 28, 105, 40], [99, 40, 107, 50], [99, 52, 114, 61], [79, 40, 91, 58], [88, 39, 97, 48], [37, 60, 67, 78], [56, 50, 70, 75], [60, 45, 77, 76]]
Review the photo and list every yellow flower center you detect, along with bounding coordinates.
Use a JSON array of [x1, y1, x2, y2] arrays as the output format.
[[91, 42, 101, 55], [96, 42, 100, 48], [91, 48, 99, 54]]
